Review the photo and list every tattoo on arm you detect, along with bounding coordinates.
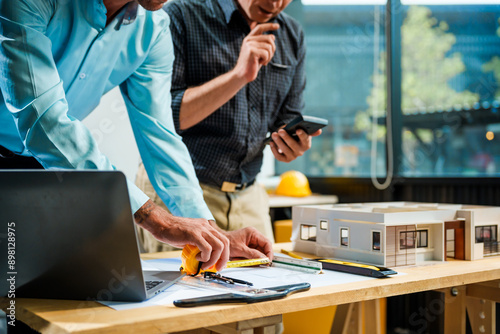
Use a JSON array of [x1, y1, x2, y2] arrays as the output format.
[[134, 200, 155, 224]]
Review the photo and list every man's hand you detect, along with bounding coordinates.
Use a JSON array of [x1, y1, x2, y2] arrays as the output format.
[[269, 129, 322, 162], [220, 226, 274, 261], [233, 23, 280, 83], [134, 200, 230, 271]]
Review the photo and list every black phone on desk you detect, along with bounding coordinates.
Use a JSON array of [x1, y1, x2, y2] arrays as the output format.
[[264, 115, 328, 144]]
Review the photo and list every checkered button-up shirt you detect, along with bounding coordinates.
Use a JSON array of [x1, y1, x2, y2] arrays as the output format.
[[165, 0, 306, 187]]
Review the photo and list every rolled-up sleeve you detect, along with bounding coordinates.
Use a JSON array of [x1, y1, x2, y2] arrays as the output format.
[[120, 20, 213, 220]]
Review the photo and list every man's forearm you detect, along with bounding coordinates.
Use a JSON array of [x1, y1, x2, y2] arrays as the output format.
[[179, 70, 247, 130], [134, 199, 156, 225]]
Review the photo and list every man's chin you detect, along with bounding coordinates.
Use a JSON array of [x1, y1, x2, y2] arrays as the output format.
[[137, 0, 167, 11]]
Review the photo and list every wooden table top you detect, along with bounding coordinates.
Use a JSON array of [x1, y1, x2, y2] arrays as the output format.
[[3, 243, 500, 334]]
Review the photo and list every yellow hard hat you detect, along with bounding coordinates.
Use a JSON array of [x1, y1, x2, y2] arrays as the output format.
[[275, 170, 312, 197]]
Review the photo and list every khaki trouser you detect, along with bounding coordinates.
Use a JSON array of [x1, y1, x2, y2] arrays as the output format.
[[135, 163, 275, 253]]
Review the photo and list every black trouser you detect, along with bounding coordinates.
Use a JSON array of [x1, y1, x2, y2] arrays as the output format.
[[0, 146, 43, 169]]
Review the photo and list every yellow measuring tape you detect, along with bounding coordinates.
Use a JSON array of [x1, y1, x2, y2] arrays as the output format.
[[226, 257, 270, 268], [180, 245, 270, 275]]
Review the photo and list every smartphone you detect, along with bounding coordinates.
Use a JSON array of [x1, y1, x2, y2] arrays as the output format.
[[264, 115, 328, 144]]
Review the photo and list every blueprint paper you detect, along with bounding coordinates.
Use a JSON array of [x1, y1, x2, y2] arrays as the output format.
[[101, 255, 400, 310]]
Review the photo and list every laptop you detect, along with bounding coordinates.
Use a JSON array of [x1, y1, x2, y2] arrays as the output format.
[[0, 170, 183, 302]]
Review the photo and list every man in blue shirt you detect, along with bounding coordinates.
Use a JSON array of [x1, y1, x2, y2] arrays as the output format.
[[0, 0, 273, 270], [136, 0, 321, 251]]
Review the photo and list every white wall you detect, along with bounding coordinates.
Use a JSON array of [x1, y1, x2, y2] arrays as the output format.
[[82, 88, 140, 180]]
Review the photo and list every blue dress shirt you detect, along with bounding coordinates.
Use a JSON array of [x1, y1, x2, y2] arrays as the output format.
[[0, 0, 213, 219]]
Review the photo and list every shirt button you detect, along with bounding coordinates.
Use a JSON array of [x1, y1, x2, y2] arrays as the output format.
[[251, 106, 256, 111], [79, 73, 86, 79]]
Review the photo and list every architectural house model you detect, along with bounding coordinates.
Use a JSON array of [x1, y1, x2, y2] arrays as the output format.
[[291, 202, 500, 267]]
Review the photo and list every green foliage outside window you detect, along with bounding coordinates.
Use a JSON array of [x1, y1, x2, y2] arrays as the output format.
[[355, 6, 480, 140]]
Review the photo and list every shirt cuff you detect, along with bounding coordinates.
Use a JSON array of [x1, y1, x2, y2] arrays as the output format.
[[127, 179, 150, 214]]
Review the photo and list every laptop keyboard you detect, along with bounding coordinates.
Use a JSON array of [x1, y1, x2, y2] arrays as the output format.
[[145, 280, 164, 291]]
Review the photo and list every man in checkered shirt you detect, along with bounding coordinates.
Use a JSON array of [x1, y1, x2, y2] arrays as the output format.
[[136, 0, 321, 252]]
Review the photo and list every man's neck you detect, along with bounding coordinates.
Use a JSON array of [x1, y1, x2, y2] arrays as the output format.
[[103, 0, 132, 24], [234, 0, 257, 29]]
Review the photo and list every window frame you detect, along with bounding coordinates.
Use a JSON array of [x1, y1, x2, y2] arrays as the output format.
[[300, 224, 318, 242], [340, 227, 350, 247], [372, 230, 382, 251]]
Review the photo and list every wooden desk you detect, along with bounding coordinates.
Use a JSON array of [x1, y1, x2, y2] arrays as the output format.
[[3, 244, 500, 334]]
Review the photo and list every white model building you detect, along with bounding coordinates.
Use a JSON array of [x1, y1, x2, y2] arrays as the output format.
[[291, 202, 500, 267]]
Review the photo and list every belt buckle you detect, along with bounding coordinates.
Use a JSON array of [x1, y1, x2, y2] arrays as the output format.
[[221, 181, 237, 192]]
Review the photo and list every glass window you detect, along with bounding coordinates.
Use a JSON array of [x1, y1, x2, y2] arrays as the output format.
[[301, 224, 317, 241], [475, 225, 498, 243], [277, 2, 388, 177], [400, 231, 416, 249], [416, 230, 428, 247], [275, 1, 500, 180], [398, 3, 500, 177], [341, 227, 349, 246], [372, 231, 381, 251], [446, 228, 455, 257], [320, 220, 329, 230]]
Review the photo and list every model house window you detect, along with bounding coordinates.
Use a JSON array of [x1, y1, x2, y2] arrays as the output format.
[[400, 231, 416, 250], [475, 225, 498, 243], [446, 229, 455, 258], [416, 230, 428, 248], [320, 220, 328, 230], [300, 224, 317, 242], [372, 231, 381, 251], [340, 228, 349, 247]]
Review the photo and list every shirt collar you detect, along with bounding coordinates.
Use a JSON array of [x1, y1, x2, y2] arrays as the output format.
[[114, 2, 139, 30], [217, 0, 240, 25]]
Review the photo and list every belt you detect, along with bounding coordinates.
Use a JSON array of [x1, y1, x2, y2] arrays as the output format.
[[220, 179, 255, 192]]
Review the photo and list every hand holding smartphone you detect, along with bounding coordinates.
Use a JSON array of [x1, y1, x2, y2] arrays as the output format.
[[264, 115, 328, 144]]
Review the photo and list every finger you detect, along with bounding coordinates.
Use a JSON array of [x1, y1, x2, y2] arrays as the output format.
[[248, 23, 280, 37], [247, 41, 275, 65], [276, 130, 298, 156], [215, 235, 230, 271], [269, 139, 285, 160], [238, 246, 268, 261], [195, 231, 224, 269], [279, 129, 310, 151], [193, 238, 213, 263], [249, 234, 274, 260], [294, 129, 309, 143], [309, 129, 322, 137], [246, 35, 276, 54], [249, 45, 274, 65], [270, 144, 289, 162]]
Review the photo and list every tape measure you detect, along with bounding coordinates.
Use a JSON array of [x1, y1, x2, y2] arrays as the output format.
[[180, 244, 216, 275], [180, 245, 271, 275], [226, 257, 270, 268]]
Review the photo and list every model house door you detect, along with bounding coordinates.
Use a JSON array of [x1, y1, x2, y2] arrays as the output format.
[[445, 220, 465, 260]]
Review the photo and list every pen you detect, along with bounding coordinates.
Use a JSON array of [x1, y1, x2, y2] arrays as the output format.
[[229, 277, 254, 286], [280, 249, 303, 259]]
